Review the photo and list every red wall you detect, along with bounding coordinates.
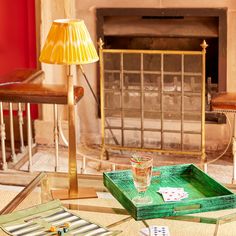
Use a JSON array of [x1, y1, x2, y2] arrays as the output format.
[[0, 0, 37, 118], [0, 0, 36, 79]]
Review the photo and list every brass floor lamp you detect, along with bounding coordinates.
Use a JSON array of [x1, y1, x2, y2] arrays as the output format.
[[39, 19, 99, 199]]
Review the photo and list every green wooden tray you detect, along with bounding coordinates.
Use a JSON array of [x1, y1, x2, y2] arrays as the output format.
[[104, 164, 236, 220]]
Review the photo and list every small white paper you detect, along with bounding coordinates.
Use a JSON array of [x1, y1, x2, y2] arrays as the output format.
[[140, 225, 170, 236]]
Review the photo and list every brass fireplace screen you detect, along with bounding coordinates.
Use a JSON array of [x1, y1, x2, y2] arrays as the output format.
[[99, 41, 207, 161]]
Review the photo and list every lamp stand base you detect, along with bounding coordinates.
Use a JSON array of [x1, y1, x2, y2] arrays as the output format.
[[51, 188, 97, 200]]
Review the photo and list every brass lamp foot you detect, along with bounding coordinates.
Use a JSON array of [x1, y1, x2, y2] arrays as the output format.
[[51, 188, 97, 200]]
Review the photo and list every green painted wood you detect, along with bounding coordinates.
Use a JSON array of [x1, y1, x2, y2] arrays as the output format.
[[103, 164, 236, 220]]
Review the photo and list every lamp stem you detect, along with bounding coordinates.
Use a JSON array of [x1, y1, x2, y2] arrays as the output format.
[[67, 65, 78, 198]]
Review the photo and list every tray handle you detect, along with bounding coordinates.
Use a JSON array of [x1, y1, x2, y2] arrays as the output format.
[[174, 204, 201, 214]]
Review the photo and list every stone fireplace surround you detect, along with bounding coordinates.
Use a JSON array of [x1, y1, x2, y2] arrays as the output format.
[[37, 0, 236, 150]]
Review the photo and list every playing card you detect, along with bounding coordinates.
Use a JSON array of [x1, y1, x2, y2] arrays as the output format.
[[157, 187, 188, 202], [140, 225, 170, 236]]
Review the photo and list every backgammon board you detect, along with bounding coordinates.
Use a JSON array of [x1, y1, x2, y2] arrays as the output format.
[[0, 200, 121, 236]]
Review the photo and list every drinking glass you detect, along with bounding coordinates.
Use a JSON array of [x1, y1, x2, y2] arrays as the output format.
[[131, 155, 153, 204]]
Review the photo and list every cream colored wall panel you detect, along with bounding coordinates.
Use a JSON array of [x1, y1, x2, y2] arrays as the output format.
[[227, 10, 236, 92], [76, 0, 161, 11]]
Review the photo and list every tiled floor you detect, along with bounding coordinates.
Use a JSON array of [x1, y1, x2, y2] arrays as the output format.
[[20, 144, 235, 184]]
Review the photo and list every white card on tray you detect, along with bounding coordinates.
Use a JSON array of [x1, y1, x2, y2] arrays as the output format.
[[140, 225, 170, 236]]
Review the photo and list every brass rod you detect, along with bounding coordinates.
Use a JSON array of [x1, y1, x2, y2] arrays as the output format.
[[53, 104, 59, 172], [0, 172, 46, 215], [200, 41, 208, 168], [121, 53, 124, 146], [160, 53, 164, 149], [104, 107, 201, 114], [102, 49, 202, 55], [67, 65, 78, 198], [105, 144, 202, 155], [140, 53, 144, 148], [104, 69, 202, 77], [181, 54, 184, 151], [103, 89, 201, 95], [104, 126, 201, 134]]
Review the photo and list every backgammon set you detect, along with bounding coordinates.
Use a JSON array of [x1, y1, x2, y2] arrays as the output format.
[[0, 200, 121, 236]]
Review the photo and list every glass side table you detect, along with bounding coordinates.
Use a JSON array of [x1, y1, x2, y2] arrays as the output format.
[[0, 172, 236, 236]]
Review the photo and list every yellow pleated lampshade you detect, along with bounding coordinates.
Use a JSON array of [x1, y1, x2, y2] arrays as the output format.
[[39, 19, 99, 65]]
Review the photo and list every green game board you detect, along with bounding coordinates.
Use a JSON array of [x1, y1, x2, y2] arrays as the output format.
[[0, 200, 121, 236]]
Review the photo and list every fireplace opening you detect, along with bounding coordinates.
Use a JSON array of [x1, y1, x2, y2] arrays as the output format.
[[97, 8, 227, 123]]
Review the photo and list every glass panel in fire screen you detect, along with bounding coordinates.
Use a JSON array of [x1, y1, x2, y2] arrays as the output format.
[[123, 109, 141, 129], [183, 133, 201, 151], [184, 55, 202, 73], [143, 54, 161, 71], [105, 110, 121, 128], [123, 53, 141, 71], [103, 53, 121, 70], [183, 113, 201, 133], [104, 91, 121, 109], [143, 131, 161, 148], [163, 75, 182, 92], [123, 73, 141, 90], [184, 95, 201, 112], [143, 74, 160, 92], [104, 72, 121, 90], [163, 94, 181, 112], [163, 132, 181, 150], [164, 54, 181, 72], [143, 111, 161, 130], [124, 130, 141, 147], [184, 76, 202, 93], [163, 112, 181, 132], [105, 129, 122, 146]]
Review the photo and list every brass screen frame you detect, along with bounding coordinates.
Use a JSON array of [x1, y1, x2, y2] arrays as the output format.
[[99, 40, 207, 164]]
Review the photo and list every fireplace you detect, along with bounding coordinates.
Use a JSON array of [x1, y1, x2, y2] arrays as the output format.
[[96, 8, 227, 93]]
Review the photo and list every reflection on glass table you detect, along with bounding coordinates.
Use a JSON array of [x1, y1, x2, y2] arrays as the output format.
[[0, 172, 236, 236]]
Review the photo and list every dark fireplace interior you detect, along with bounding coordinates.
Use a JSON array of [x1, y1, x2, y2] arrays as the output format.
[[97, 8, 227, 122], [105, 37, 218, 86]]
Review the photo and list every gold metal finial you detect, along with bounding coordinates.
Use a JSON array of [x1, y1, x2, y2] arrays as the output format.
[[201, 40, 208, 52], [98, 38, 104, 49]]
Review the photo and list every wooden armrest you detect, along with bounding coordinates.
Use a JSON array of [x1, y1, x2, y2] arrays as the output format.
[[211, 93, 236, 111], [0, 69, 44, 84], [0, 84, 84, 104]]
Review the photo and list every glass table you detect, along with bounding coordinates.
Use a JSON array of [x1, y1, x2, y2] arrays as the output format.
[[0, 172, 236, 236]]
